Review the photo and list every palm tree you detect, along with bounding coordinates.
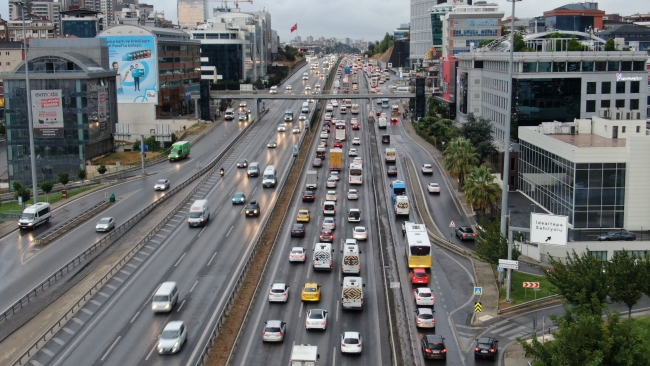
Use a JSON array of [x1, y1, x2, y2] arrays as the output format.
[[443, 137, 479, 188], [464, 166, 501, 215]]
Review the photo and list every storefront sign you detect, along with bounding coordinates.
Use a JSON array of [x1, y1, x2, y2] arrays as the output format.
[[616, 73, 643, 82], [31, 90, 64, 138]]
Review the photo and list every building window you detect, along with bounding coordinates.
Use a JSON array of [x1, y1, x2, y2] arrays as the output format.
[[522, 62, 536, 72], [586, 100, 596, 112], [582, 61, 594, 71], [586, 82, 596, 94], [5, 62, 9, 66], [4, 51, 8, 56], [622, 126, 626, 133], [552, 62, 566, 72], [630, 99, 639, 110], [537, 62, 551, 72], [620, 61, 632, 71], [601, 100, 610, 108], [630, 81, 640, 93], [637, 126, 641, 133], [608, 61, 619, 71], [589, 251, 608, 261], [615, 99, 625, 108], [616, 81, 625, 94], [601, 82, 611, 94], [567, 62, 580, 72], [632, 61, 645, 71], [595, 61, 607, 71]]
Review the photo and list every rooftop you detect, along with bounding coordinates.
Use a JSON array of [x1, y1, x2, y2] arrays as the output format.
[[549, 133, 626, 148]]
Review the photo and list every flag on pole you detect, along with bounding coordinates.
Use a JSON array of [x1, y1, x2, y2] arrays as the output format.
[[290, 23, 298, 33]]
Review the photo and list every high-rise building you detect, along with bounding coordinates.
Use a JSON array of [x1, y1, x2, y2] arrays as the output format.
[[410, 0, 445, 67], [60, 8, 102, 38], [440, 2, 503, 57], [178, 0, 207, 28], [306, 36, 313, 43], [9, 0, 61, 30]]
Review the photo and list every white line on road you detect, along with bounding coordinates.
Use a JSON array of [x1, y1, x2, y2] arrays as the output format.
[[130, 311, 140, 324], [252, 186, 258, 196], [145, 343, 157, 361], [226, 226, 233, 237], [101, 336, 121, 361], [177, 300, 186, 312], [174, 253, 187, 267], [207, 252, 218, 266], [299, 302, 304, 318], [190, 280, 199, 293], [331, 347, 336, 366], [198, 226, 206, 237]]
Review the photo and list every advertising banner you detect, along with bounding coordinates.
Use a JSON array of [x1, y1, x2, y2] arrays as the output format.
[[99, 35, 158, 104], [31, 90, 64, 138]]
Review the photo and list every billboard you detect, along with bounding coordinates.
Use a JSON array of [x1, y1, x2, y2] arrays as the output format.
[[99, 35, 158, 104], [31, 90, 64, 138], [530, 213, 568, 246]]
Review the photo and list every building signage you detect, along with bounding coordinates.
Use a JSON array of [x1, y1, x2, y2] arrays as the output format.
[[31, 90, 64, 138], [530, 213, 568, 246], [615, 73, 642, 82], [99, 34, 158, 104]]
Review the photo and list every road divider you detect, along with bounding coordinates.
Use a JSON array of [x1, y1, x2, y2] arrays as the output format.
[[33, 200, 112, 246]]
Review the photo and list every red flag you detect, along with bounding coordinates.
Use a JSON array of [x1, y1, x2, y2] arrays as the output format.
[[290, 23, 297, 33]]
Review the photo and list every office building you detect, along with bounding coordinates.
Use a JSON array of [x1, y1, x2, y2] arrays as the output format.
[[596, 24, 650, 52], [178, 0, 207, 29], [9, 0, 61, 31], [7, 16, 56, 42], [394, 23, 410, 39], [60, 8, 101, 38], [1, 38, 117, 187], [439, 2, 503, 57], [543, 2, 604, 32], [411, 0, 454, 67]]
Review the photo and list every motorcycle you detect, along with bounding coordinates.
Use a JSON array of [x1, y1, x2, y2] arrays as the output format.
[[220, 168, 224, 176]]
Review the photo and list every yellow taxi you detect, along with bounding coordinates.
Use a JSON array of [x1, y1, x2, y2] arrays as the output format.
[[301, 282, 321, 302], [296, 209, 311, 222]]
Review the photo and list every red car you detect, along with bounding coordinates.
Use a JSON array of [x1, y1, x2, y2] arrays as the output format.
[[333, 140, 343, 148], [391, 117, 399, 124], [352, 124, 360, 130], [411, 268, 428, 285], [376, 111, 382, 116]]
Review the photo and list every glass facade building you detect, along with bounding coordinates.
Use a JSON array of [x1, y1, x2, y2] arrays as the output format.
[[61, 19, 98, 38], [545, 16, 594, 32], [199, 44, 243, 82], [513, 78, 582, 127]]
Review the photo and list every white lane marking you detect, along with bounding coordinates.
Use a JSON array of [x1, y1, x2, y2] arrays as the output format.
[[177, 300, 186, 312], [226, 226, 234, 237], [130, 310, 141, 324], [100, 336, 121, 361], [331, 347, 336, 366], [144, 343, 157, 361], [198, 226, 207, 238], [207, 252, 218, 266], [190, 280, 199, 293], [174, 252, 187, 267], [299, 302, 304, 318]]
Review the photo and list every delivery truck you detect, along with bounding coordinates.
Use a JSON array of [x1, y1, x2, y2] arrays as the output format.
[[329, 148, 343, 171], [290, 344, 319, 365], [306, 170, 318, 189], [168, 141, 190, 161]]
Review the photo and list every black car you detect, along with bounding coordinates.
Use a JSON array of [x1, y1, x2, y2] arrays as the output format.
[[302, 191, 315, 202], [291, 223, 305, 237], [421, 334, 446, 360], [236, 159, 248, 168], [597, 230, 636, 241], [456, 226, 476, 241], [474, 337, 498, 360], [245, 200, 260, 217], [319, 229, 334, 242], [387, 166, 398, 176]]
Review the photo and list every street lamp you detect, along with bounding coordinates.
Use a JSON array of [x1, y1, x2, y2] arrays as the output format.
[[11, 1, 39, 204]]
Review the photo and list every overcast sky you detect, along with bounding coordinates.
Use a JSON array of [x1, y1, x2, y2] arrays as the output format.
[[0, 0, 645, 43]]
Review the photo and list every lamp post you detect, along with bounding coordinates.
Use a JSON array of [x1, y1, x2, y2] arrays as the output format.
[[501, 0, 521, 303], [12, 1, 38, 204]]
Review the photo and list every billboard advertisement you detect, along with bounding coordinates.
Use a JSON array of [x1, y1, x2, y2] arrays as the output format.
[[31, 90, 64, 138], [99, 35, 158, 104], [440, 57, 456, 103]]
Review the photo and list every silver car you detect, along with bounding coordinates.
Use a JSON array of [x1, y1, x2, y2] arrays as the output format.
[[347, 189, 359, 200], [95, 217, 115, 232], [415, 308, 436, 329], [322, 217, 336, 231], [262, 320, 286, 342], [305, 309, 328, 330], [353, 226, 367, 241], [154, 179, 170, 190], [157, 321, 187, 354], [268, 283, 289, 303]]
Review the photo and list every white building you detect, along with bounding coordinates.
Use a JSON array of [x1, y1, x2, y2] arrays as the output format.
[[9, 1, 61, 30], [441, 3, 503, 57], [7, 16, 56, 42]]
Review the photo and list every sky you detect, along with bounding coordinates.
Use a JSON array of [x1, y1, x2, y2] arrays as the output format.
[[0, 0, 646, 43]]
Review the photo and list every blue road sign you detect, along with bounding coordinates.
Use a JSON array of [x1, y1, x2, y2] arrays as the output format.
[[474, 287, 483, 296], [498, 265, 505, 273]]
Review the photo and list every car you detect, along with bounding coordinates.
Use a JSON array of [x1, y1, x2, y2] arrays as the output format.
[[285, 85, 292, 92], [352, 137, 361, 145], [314, 83, 321, 89], [340, 332, 363, 354], [456, 226, 477, 241], [422, 334, 447, 360], [301, 283, 321, 302], [232, 191, 246, 204], [302, 190, 315, 202], [324, 112, 332, 122], [348, 148, 358, 156], [415, 308, 435, 329], [353, 157, 363, 165], [154, 179, 170, 190], [422, 164, 434, 174], [305, 309, 328, 330], [375, 110, 382, 116], [387, 166, 398, 176], [391, 117, 399, 124], [333, 140, 343, 148], [352, 124, 360, 130], [297, 209, 311, 222], [239, 101, 247, 108], [413, 287, 435, 307], [326, 177, 337, 188], [302, 75, 309, 80], [329, 171, 340, 181], [322, 217, 336, 231], [411, 268, 428, 285], [267, 140, 277, 148], [289, 246, 306, 262], [320, 131, 329, 139], [319, 229, 334, 242], [331, 100, 339, 107], [236, 159, 248, 168], [428, 182, 441, 194], [268, 283, 290, 303], [326, 104, 333, 111], [319, 139, 328, 147], [293, 126, 301, 134], [304, 86, 312, 95], [325, 190, 338, 201], [597, 230, 637, 241], [322, 126, 330, 133], [245, 200, 260, 217], [376, 99, 382, 105], [95, 217, 115, 232], [347, 189, 359, 200], [475, 337, 498, 360], [262, 320, 286, 342], [291, 223, 306, 237], [277, 123, 286, 132], [299, 114, 307, 121], [157, 321, 187, 354], [312, 158, 323, 167], [353, 226, 368, 241]]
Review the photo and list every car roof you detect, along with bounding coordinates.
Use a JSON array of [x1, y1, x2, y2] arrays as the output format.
[[323, 217, 334, 221], [343, 331, 360, 338], [354, 226, 366, 231], [477, 337, 494, 343], [298, 209, 309, 213], [418, 307, 433, 314], [327, 190, 336, 194], [271, 283, 286, 289], [425, 334, 444, 342], [265, 320, 283, 327], [309, 309, 326, 315], [291, 246, 304, 251], [164, 321, 184, 330], [416, 287, 432, 293], [304, 282, 318, 288]]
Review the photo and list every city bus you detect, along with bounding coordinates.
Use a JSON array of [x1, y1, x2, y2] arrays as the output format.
[[342, 76, 350, 94], [381, 98, 390, 108], [349, 163, 363, 185], [390, 180, 406, 202], [335, 121, 346, 141], [404, 223, 432, 268]]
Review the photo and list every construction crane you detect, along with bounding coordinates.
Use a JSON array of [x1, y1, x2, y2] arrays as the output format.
[[221, 0, 253, 9]]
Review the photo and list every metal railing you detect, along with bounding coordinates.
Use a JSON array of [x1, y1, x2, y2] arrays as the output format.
[[33, 200, 111, 245], [497, 295, 562, 315]]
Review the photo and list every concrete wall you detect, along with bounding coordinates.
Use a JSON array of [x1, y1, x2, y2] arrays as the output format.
[[624, 135, 650, 230]]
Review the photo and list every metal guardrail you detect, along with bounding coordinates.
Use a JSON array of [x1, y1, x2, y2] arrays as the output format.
[[33, 201, 111, 245], [497, 295, 562, 315]]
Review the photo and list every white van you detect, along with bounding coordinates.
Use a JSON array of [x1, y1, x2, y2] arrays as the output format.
[[341, 276, 365, 310], [262, 165, 277, 188], [151, 282, 178, 313], [341, 242, 361, 275], [18, 202, 51, 229], [395, 86, 411, 94], [323, 201, 336, 216], [313, 243, 334, 271], [224, 108, 235, 120], [301, 102, 310, 114], [395, 196, 410, 217], [188, 199, 210, 227], [269, 85, 278, 94]]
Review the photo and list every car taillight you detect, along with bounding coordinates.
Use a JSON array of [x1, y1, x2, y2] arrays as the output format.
[[278, 332, 283, 336], [417, 296, 421, 300], [357, 343, 362, 347], [424, 348, 432, 353], [475, 347, 479, 352], [282, 293, 287, 296], [441, 348, 447, 353], [491, 348, 496, 353]]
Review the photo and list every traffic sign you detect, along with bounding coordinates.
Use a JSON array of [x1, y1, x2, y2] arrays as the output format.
[[523, 282, 540, 288], [497, 265, 505, 273], [530, 213, 568, 246], [473, 287, 483, 296], [498, 259, 519, 270], [449, 220, 456, 228], [474, 302, 483, 312]]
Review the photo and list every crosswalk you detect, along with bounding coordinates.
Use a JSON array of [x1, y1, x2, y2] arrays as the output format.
[[483, 319, 534, 341]]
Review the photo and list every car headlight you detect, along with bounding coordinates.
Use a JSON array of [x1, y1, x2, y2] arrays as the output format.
[[172, 342, 180, 352], [254, 210, 259, 214]]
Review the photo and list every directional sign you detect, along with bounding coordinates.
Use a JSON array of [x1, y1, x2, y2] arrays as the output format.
[[523, 282, 540, 288], [530, 213, 568, 246], [474, 302, 483, 313], [449, 220, 456, 228], [497, 265, 505, 273], [473, 287, 483, 296], [498, 259, 519, 270]]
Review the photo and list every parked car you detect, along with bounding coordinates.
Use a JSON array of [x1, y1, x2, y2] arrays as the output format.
[[597, 230, 636, 241]]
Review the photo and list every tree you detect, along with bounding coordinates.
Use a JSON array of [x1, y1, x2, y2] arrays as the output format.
[[567, 37, 587, 51], [58, 172, 69, 187], [97, 165, 107, 175], [461, 113, 497, 163], [475, 217, 518, 264], [17, 187, 31, 203], [463, 166, 501, 215], [607, 250, 644, 318], [39, 181, 54, 202], [605, 38, 617, 51], [545, 250, 609, 313], [77, 168, 87, 188], [427, 118, 453, 144], [12, 180, 22, 194], [443, 137, 479, 188]]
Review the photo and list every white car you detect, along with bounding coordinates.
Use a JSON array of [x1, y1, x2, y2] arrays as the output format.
[[428, 183, 441, 194], [326, 104, 333, 111], [326, 177, 337, 188], [289, 247, 306, 262], [347, 189, 359, 200], [293, 126, 301, 134], [353, 157, 363, 165], [352, 137, 361, 145], [324, 113, 332, 121], [262, 320, 286, 342], [414, 287, 435, 307], [322, 217, 336, 231], [302, 75, 309, 80], [95, 217, 115, 232], [268, 283, 289, 303], [330, 171, 340, 181], [353, 226, 367, 241], [306, 309, 328, 330], [415, 308, 436, 329], [285, 85, 292, 92], [351, 118, 358, 125], [277, 123, 286, 132], [157, 321, 187, 354], [320, 131, 329, 139], [304, 86, 312, 95], [325, 190, 338, 201], [299, 114, 307, 121], [348, 148, 358, 157], [154, 179, 170, 190], [314, 83, 321, 89], [331, 100, 339, 107], [341, 332, 363, 354], [422, 164, 434, 174]]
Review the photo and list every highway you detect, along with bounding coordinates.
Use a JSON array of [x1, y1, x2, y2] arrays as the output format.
[[25, 60, 323, 365]]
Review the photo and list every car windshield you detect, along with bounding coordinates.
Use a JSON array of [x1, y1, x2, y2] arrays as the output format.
[[414, 272, 426, 277], [98, 218, 111, 224], [271, 288, 285, 293], [265, 326, 281, 332], [291, 249, 303, 254], [156, 180, 167, 185], [355, 227, 365, 232], [152, 295, 169, 302], [344, 337, 359, 344], [161, 330, 180, 339], [309, 312, 324, 319], [304, 287, 317, 293], [189, 211, 202, 218], [419, 291, 432, 297], [234, 193, 244, 198], [419, 313, 433, 319], [21, 213, 35, 220]]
